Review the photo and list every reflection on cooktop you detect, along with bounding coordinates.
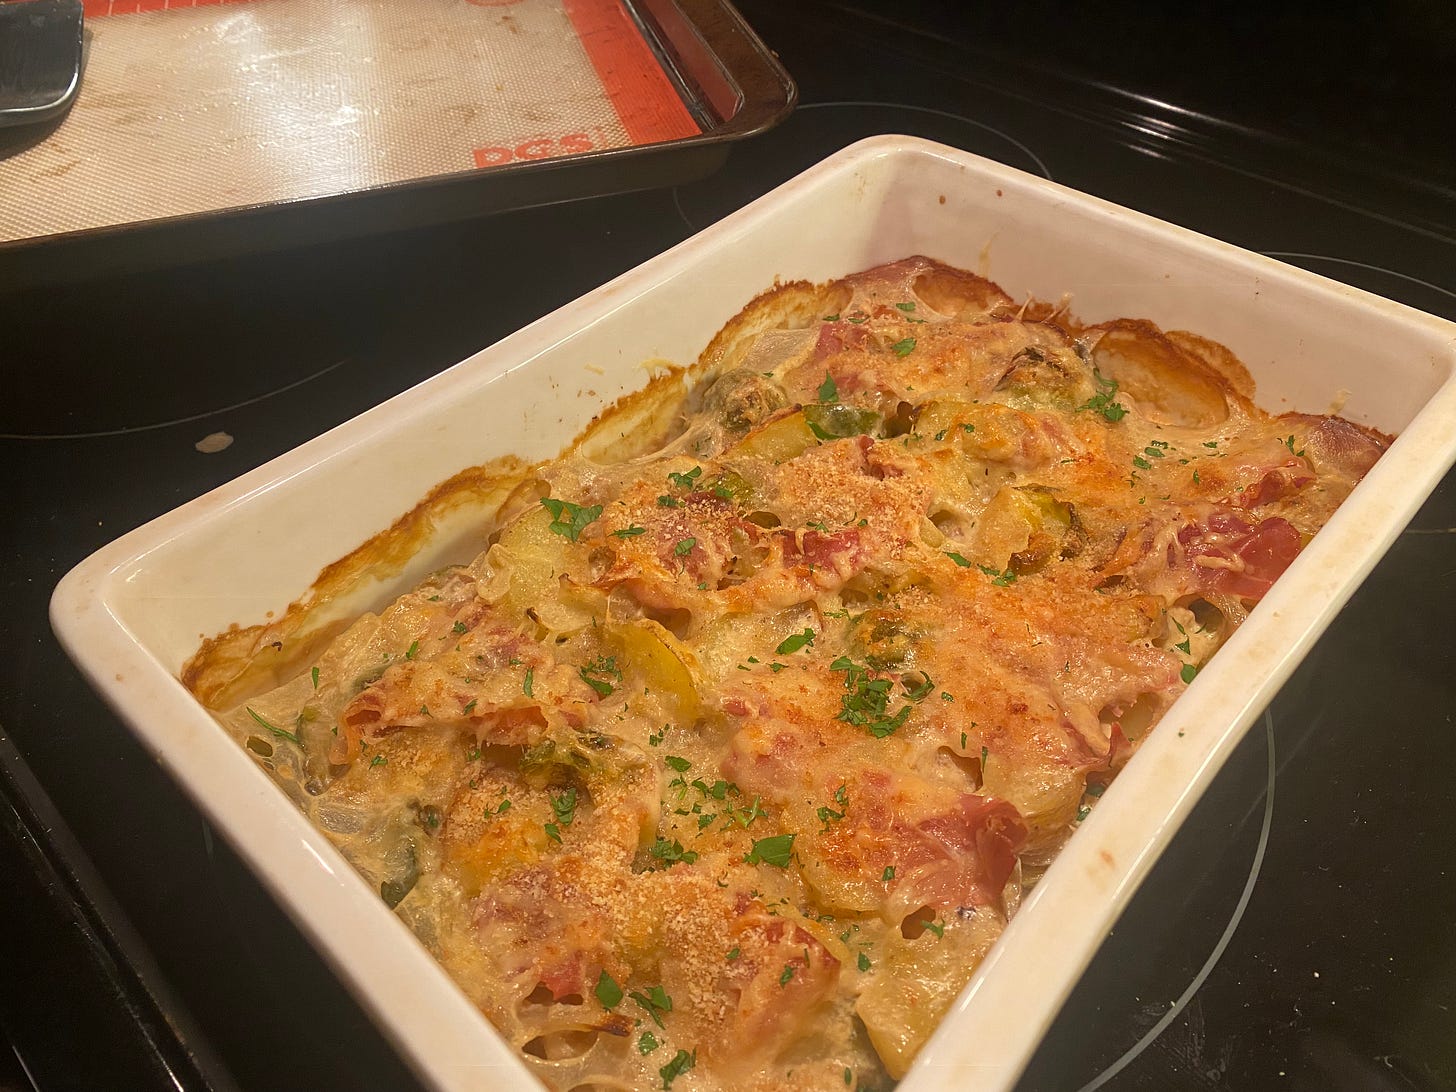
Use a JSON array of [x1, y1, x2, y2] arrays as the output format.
[[1261, 253, 1456, 324], [1032, 715, 1277, 1091], [672, 101, 1051, 232], [0, 356, 353, 442]]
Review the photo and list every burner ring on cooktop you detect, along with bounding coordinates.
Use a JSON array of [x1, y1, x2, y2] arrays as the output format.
[[0, 356, 353, 442], [1075, 710, 1278, 1091], [1262, 252, 1456, 321], [672, 100, 1053, 234]]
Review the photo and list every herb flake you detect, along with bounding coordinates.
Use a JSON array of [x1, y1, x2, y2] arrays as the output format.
[[540, 497, 603, 542], [245, 707, 299, 745], [744, 833, 796, 868], [595, 970, 623, 1009], [776, 627, 816, 655]]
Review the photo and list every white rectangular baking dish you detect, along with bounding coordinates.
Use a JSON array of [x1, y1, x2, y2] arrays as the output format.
[[52, 135, 1456, 1092]]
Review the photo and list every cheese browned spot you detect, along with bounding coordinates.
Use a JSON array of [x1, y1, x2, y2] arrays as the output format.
[[193, 256, 1388, 1091]]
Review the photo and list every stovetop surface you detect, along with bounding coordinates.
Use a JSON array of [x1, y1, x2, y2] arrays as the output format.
[[2, 3, 1454, 1090]]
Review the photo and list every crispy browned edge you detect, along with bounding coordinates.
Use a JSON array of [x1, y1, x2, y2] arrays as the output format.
[[181, 258, 1285, 709], [183, 460, 528, 709]]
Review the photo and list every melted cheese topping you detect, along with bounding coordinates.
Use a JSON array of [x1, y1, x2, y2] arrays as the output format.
[[199, 258, 1388, 1092]]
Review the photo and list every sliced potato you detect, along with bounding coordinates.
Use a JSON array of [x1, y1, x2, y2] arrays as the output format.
[[857, 911, 1003, 1078], [727, 409, 820, 463], [1089, 319, 1230, 428], [608, 617, 703, 722]]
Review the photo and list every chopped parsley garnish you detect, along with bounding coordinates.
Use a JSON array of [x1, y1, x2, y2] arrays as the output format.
[[744, 833, 796, 867], [245, 707, 300, 744], [638, 1032, 659, 1055], [667, 466, 703, 489], [657, 495, 681, 508], [934, 428, 948, 441], [664, 755, 691, 773], [881, 865, 895, 882], [1076, 804, 1091, 822], [1284, 434, 1306, 457], [1181, 663, 1199, 684], [895, 301, 916, 312], [982, 746, 990, 766], [902, 671, 935, 701], [544, 823, 561, 843], [595, 970, 623, 1009], [977, 563, 1017, 587], [922, 919, 946, 938], [462, 699, 478, 715], [823, 313, 840, 322], [648, 726, 666, 747], [818, 372, 839, 403], [550, 787, 578, 827], [612, 524, 647, 538], [405, 640, 420, 661], [452, 621, 468, 634], [857, 952, 871, 971], [1077, 369, 1128, 422], [629, 984, 673, 1028], [659, 1048, 695, 1089], [579, 655, 621, 697], [1132, 455, 1152, 470], [726, 946, 741, 962], [674, 537, 696, 557], [779, 964, 796, 986], [650, 837, 699, 867], [310, 666, 320, 690], [369, 754, 387, 769], [890, 336, 917, 357], [776, 627, 816, 655], [494, 798, 512, 815], [944, 551, 972, 567], [692, 778, 730, 800], [817, 786, 847, 831], [727, 795, 766, 828], [832, 655, 913, 738], [540, 497, 603, 542]]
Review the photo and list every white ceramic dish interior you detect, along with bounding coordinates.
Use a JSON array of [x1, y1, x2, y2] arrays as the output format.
[[52, 136, 1456, 1092]]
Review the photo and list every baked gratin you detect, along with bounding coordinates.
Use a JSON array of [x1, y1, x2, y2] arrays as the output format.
[[184, 257, 1387, 1092]]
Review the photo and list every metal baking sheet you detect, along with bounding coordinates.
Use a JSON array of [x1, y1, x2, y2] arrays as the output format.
[[0, 0, 793, 278]]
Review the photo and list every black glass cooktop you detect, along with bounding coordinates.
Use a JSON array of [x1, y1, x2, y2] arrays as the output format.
[[2, 3, 1454, 1090]]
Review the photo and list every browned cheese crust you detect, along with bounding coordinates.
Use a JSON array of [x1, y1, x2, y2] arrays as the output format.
[[187, 257, 1389, 1092]]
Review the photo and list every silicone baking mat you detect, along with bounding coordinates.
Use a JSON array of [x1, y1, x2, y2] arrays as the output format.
[[0, 0, 702, 243]]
